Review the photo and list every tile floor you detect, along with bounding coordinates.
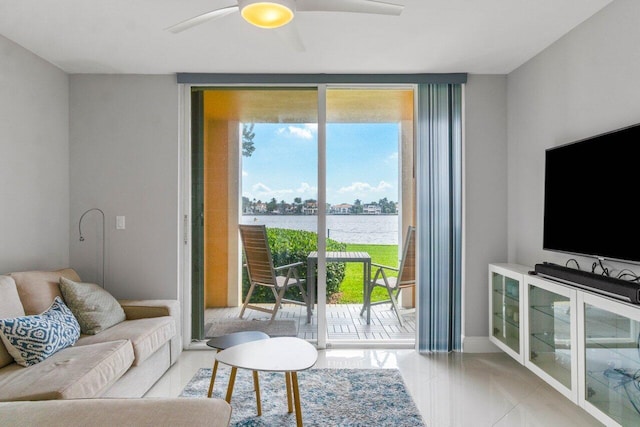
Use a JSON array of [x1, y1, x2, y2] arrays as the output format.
[[145, 348, 603, 426]]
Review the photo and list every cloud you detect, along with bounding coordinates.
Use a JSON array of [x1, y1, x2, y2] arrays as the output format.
[[338, 181, 392, 194], [252, 182, 292, 196], [387, 152, 399, 162], [252, 183, 270, 192], [242, 170, 248, 177], [276, 124, 317, 140], [246, 181, 316, 201], [296, 182, 317, 194]]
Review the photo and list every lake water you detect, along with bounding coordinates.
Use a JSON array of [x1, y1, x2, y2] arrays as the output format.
[[241, 215, 399, 245]]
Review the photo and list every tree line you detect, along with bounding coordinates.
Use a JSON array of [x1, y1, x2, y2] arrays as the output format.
[[242, 197, 397, 214]]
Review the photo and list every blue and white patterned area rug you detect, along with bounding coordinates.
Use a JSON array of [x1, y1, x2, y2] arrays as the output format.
[[180, 367, 425, 427]]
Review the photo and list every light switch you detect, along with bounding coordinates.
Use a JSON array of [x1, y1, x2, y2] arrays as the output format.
[[116, 216, 125, 230]]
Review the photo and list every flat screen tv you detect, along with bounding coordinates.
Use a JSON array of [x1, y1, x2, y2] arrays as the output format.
[[543, 123, 640, 264]]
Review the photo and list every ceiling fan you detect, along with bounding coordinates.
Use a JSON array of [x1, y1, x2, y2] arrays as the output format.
[[166, 0, 404, 38]]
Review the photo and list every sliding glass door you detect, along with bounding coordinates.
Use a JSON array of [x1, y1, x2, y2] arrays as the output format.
[[191, 85, 415, 348]]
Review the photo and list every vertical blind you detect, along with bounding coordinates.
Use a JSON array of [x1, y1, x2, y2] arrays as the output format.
[[416, 84, 463, 352]]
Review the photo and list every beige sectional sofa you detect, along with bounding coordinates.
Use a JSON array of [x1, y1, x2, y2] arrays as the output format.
[[0, 268, 181, 400], [0, 268, 233, 426]]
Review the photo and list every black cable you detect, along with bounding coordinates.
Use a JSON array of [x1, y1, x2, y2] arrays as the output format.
[[591, 258, 610, 276], [565, 259, 581, 269], [617, 269, 640, 282]]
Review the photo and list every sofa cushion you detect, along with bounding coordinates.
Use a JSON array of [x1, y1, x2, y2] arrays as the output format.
[[0, 276, 25, 369], [59, 277, 126, 335], [0, 276, 24, 318], [0, 398, 233, 427], [0, 297, 81, 367], [0, 339, 134, 401], [10, 268, 81, 315], [118, 299, 182, 365], [76, 317, 175, 366]]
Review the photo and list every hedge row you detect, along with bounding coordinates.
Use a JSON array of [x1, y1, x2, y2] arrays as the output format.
[[242, 228, 346, 303]]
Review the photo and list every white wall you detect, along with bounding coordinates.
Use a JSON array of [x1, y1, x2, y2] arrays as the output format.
[[69, 75, 180, 299], [463, 75, 508, 343], [508, 0, 640, 276], [0, 35, 69, 273]]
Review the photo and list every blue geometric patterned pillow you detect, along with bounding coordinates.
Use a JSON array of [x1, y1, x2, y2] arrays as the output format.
[[0, 297, 81, 367]]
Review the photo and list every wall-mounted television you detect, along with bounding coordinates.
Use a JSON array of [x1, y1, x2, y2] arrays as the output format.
[[543, 123, 640, 264]]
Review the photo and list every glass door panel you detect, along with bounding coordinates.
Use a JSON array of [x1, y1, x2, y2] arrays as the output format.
[[527, 279, 576, 399], [197, 88, 318, 342], [584, 302, 640, 426], [325, 87, 415, 344], [491, 271, 520, 354]]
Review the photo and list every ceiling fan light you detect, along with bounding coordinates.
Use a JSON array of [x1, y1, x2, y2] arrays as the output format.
[[240, 0, 294, 29]]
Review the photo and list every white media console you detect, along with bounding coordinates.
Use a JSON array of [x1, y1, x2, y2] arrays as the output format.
[[489, 263, 640, 427]]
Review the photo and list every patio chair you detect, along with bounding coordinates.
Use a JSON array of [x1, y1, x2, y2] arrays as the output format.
[[361, 225, 416, 326], [238, 224, 308, 321]]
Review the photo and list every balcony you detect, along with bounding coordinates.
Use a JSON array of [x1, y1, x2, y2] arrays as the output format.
[[205, 303, 415, 342]]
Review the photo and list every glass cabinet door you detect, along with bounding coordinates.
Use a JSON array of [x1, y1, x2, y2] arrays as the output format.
[[582, 295, 640, 426], [489, 264, 529, 363], [491, 271, 521, 353], [526, 277, 578, 401]]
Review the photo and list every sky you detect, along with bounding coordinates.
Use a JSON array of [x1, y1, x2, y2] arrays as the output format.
[[241, 122, 399, 206]]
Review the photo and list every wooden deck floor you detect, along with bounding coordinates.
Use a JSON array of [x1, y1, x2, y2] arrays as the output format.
[[205, 303, 416, 342]]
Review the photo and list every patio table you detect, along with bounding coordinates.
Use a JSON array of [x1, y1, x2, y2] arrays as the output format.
[[306, 251, 372, 324]]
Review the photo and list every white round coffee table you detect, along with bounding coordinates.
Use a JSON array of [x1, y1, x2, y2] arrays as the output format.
[[215, 337, 318, 427]]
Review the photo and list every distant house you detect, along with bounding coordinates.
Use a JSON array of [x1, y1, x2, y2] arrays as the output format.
[[255, 202, 267, 213], [302, 202, 317, 215], [331, 203, 352, 214], [363, 204, 382, 215]]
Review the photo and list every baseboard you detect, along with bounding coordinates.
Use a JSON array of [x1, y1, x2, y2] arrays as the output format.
[[462, 336, 501, 353]]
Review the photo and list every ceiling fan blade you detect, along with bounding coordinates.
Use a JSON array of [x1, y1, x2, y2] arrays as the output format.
[[166, 6, 239, 33], [296, 0, 403, 16], [273, 22, 306, 52]]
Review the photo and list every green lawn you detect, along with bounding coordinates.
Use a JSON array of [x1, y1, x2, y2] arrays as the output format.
[[338, 243, 399, 304]]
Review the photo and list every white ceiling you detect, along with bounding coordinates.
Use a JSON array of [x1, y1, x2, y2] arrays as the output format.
[[0, 0, 611, 75]]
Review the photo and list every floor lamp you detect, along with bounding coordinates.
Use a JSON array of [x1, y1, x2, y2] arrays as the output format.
[[78, 208, 105, 288]]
